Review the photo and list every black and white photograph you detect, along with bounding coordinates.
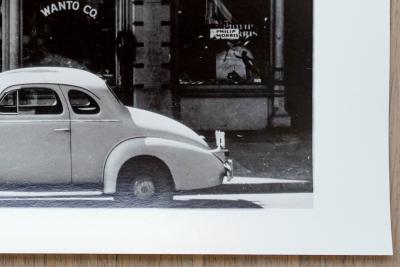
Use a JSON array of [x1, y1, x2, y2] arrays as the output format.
[[0, 0, 313, 209], [0, 0, 393, 257]]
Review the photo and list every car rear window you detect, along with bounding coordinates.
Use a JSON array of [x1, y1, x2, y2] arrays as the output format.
[[68, 90, 100, 115]]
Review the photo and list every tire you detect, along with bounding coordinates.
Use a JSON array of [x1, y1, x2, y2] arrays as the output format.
[[116, 158, 174, 204], [129, 171, 173, 202]]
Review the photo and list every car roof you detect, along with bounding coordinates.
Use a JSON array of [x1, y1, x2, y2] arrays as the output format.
[[0, 67, 108, 94]]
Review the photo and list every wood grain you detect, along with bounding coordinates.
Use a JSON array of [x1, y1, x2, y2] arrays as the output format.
[[0, 0, 398, 266]]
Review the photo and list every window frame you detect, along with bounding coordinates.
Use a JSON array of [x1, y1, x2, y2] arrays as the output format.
[[0, 89, 19, 115], [67, 88, 101, 116], [0, 86, 64, 116]]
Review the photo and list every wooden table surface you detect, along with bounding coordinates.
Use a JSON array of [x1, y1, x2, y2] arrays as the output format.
[[1, 0, 399, 266]]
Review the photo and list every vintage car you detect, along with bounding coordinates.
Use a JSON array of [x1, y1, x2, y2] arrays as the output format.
[[0, 67, 233, 200]]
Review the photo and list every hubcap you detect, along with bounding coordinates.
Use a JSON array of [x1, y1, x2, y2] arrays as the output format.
[[132, 178, 156, 200]]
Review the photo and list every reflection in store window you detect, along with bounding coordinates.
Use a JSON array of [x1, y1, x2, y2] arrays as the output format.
[[22, 0, 115, 84], [177, 0, 270, 85]]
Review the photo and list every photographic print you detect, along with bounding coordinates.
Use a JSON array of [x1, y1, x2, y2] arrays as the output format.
[[0, 0, 313, 209], [0, 0, 393, 256]]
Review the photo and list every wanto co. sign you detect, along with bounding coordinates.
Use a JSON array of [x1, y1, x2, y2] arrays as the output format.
[[40, 1, 99, 19]]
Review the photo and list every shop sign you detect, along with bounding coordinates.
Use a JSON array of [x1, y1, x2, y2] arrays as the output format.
[[210, 24, 258, 40], [210, 29, 240, 40], [40, 1, 98, 19]]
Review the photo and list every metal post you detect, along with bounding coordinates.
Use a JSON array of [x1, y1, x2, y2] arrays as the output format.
[[1, 0, 9, 71], [2, 0, 22, 71], [270, 0, 291, 127]]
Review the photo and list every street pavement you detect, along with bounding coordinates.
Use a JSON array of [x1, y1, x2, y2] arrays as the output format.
[[0, 176, 312, 208]]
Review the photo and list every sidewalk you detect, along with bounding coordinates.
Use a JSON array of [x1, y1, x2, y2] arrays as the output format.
[[202, 129, 313, 193]]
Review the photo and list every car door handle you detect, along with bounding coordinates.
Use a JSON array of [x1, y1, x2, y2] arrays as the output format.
[[53, 128, 71, 132]]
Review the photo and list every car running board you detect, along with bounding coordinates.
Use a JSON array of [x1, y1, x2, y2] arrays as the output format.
[[0, 182, 113, 201], [0, 190, 104, 198]]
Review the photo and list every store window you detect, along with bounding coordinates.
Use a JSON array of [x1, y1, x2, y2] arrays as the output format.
[[176, 0, 271, 86], [22, 0, 116, 84]]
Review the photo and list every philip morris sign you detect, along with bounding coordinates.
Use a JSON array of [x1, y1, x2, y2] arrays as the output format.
[[40, 1, 99, 19], [210, 29, 240, 40], [210, 24, 259, 40]]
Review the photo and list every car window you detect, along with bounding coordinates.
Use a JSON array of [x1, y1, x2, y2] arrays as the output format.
[[0, 91, 17, 114], [18, 88, 63, 115], [0, 88, 62, 115], [68, 90, 100, 115]]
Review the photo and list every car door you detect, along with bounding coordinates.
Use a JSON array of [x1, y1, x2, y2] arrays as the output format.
[[61, 86, 110, 184], [61, 85, 131, 184], [0, 84, 71, 184]]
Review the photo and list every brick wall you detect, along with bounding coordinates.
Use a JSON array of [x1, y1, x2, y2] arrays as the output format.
[[132, 0, 173, 116]]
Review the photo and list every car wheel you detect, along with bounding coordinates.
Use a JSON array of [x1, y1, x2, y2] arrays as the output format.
[[116, 157, 174, 204], [131, 175, 156, 200], [129, 171, 173, 202]]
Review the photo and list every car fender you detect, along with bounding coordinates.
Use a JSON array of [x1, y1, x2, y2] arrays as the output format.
[[103, 137, 225, 194]]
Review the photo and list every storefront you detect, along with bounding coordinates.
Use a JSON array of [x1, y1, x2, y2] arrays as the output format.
[[1, 0, 120, 80], [0, 0, 299, 130], [171, 0, 291, 130]]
